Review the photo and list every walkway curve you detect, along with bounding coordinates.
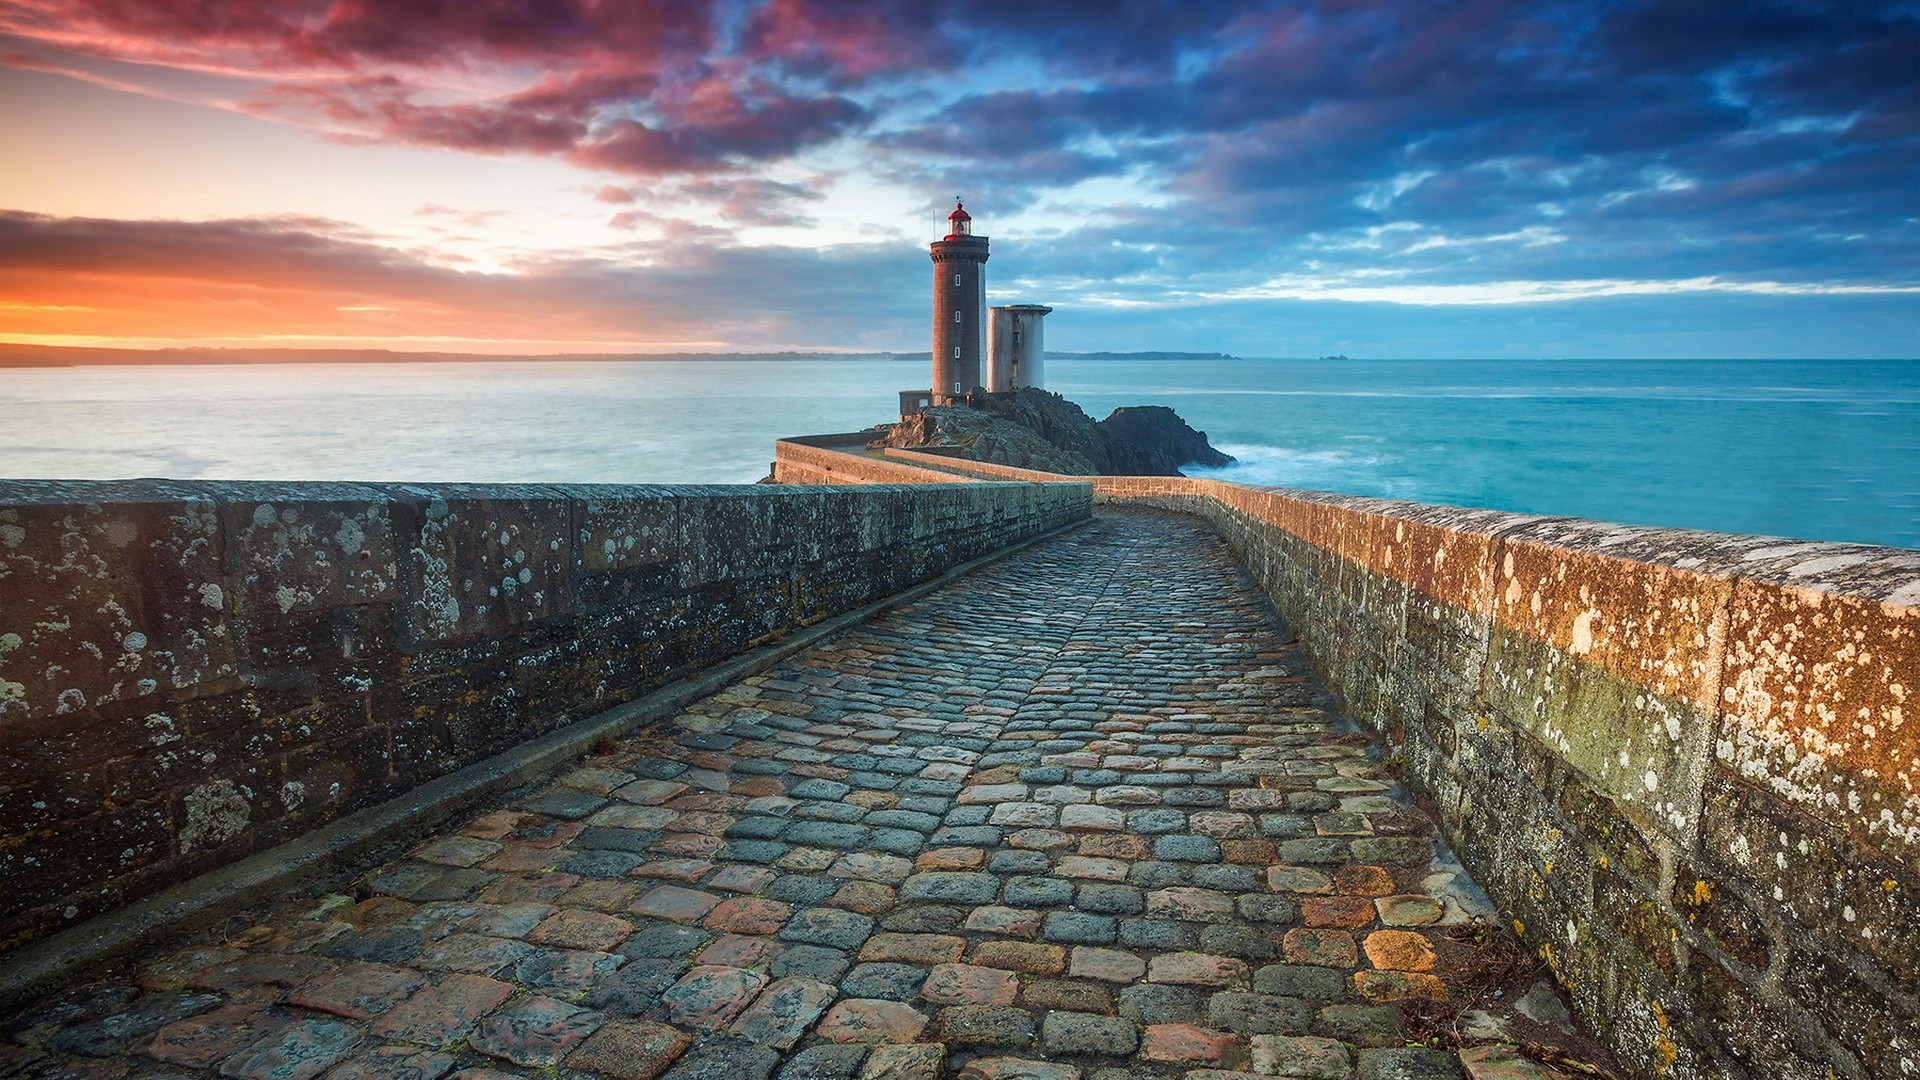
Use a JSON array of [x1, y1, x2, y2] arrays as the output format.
[[0, 509, 1539, 1080]]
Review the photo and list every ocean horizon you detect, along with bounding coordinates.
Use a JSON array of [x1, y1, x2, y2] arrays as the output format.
[[3, 355, 1916, 550]]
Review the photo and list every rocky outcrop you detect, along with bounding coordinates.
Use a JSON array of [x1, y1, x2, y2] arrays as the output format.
[[1097, 406, 1233, 475], [886, 404, 1099, 474], [874, 388, 1233, 477]]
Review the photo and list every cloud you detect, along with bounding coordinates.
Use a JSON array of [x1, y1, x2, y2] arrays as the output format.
[[673, 178, 820, 227], [736, 0, 1249, 84], [1188, 275, 1920, 308], [568, 83, 865, 175], [0, 0, 1916, 353], [0, 209, 923, 349], [2, 208, 1914, 358], [0, 0, 867, 176]]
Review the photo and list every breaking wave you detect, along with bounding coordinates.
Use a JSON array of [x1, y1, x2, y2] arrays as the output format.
[[1186, 442, 1414, 498]]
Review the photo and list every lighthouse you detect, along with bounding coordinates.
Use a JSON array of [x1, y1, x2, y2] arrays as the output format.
[[929, 199, 989, 404]]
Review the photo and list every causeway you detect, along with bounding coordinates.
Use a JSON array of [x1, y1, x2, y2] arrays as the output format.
[[0, 510, 1577, 1080]]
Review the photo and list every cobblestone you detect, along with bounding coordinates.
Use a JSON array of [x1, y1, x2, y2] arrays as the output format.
[[1208, 990, 1315, 1034], [0, 510, 1560, 1080], [729, 975, 837, 1048], [1022, 978, 1113, 1013], [922, 962, 1020, 1004], [1358, 1045, 1470, 1079], [469, 994, 600, 1067], [1041, 1011, 1139, 1055], [1042, 911, 1119, 944], [661, 965, 768, 1030], [219, 1016, 361, 1080], [566, 1018, 688, 1079], [780, 1044, 869, 1080], [1141, 1022, 1240, 1065], [862, 1042, 945, 1080], [658, 1036, 780, 1080], [843, 962, 930, 1000], [815, 998, 929, 1044], [937, 1003, 1036, 1047], [1252, 1034, 1352, 1078]]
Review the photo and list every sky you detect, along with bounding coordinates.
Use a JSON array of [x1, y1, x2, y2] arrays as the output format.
[[0, 0, 1916, 358]]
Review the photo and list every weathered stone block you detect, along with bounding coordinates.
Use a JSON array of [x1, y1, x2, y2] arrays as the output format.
[[389, 485, 575, 647], [572, 489, 680, 612], [1780, 943, 1920, 1076], [1484, 625, 1711, 839], [220, 484, 398, 671], [1696, 767, 1841, 932], [1670, 861, 1771, 972], [1718, 576, 1920, 865], [0, 482, 234, 719]]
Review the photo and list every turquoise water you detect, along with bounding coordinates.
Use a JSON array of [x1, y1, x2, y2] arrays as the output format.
[[1, 357, 1915, 549], [1056, 358, 1920, 551]]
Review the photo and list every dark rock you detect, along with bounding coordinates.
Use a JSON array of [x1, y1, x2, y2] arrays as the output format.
[[1117, 983, 1205, 1024], [877, 387, 1232, 476], [1096, 405, 1232, 473], [936, 1004, 1035, 1047]]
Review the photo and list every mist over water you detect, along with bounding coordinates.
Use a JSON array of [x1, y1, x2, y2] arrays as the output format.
[[2, 356, 1916, 549]]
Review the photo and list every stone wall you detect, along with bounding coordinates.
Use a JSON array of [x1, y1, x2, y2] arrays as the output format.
[[1116, 479, 1919, 1080], [882, 447, 1071, 482], [0, 478, 1090, 951], [798, 442, 1920, 1079], [772, 440, 975, 485]]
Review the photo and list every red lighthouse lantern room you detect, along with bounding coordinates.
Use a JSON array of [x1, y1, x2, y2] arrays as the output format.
[[946, 199, 972, 238]]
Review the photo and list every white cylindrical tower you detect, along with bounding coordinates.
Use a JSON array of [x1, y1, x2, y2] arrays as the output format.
[[986, 307, 1015, 394], [1000, 304, 1051, 389]]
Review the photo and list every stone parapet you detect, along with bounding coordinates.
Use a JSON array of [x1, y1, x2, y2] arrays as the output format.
[[794, 439, 1920, 1078], [771, 440, 974, 485], [883, 447, 1075, 482], [0, 477, 1090, 950]]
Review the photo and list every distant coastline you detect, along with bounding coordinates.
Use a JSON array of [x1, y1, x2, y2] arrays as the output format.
[[0, 343, 1240, 368]]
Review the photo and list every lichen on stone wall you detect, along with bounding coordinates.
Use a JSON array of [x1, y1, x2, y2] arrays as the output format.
[[178, 779, 250, 854]]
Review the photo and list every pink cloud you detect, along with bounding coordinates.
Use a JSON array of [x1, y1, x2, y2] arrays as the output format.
[[737, 0, 950, 83], [0, 0, 862, 175], [569, 84, 864, 175]]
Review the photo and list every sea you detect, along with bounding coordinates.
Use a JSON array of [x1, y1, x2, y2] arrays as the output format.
[[2, 357, 1916, 550]]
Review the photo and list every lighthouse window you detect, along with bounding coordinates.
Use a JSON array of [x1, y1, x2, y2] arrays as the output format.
[[954, 347, 961, 358], [954, 311, 962, 323], [953, 274, 961, 286]]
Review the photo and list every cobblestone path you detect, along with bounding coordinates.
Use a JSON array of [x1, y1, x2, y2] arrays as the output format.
[[1, 509, 1517, 1080]]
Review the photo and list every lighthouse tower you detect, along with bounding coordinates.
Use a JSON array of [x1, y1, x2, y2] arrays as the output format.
[[930, 200, 989, 404]]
